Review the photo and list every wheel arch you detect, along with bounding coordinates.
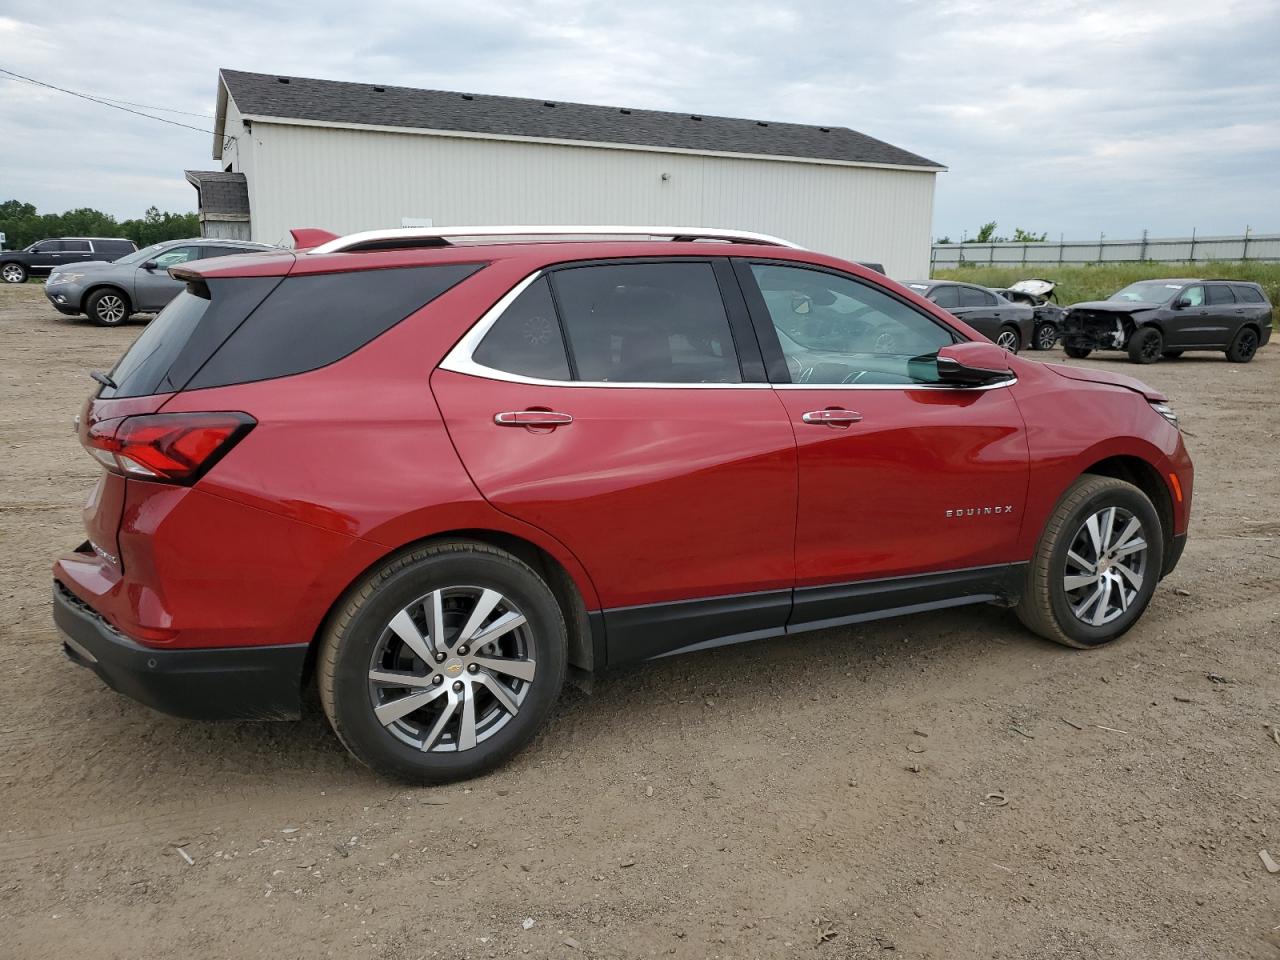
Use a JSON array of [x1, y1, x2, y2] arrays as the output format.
[[1080, 454, 1176, 574], [300, 528, 602, 691], [81, 282, 132, 313]]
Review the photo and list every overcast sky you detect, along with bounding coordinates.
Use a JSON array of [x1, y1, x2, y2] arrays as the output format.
[[2, 0, 1276, 241]]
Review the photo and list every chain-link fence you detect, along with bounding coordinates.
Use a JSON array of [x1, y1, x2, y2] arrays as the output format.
[[931, 231, 1280, 269]]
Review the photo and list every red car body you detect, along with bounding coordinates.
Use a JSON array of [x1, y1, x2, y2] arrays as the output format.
[[53, 237, 1192, 722]]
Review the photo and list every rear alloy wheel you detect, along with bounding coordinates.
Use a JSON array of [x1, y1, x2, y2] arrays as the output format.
[[86, 288, 131, 326], [995, 326, 1021, 353], [1033, 323, 1059, 351], [1017, 475, 1162, 648], [318, 541, 566, 783], [1063, 344, 1091, 359], [1, 263, 28, 284], [1127, 326, 1163, 364], [1226, 327, 1259, 363]]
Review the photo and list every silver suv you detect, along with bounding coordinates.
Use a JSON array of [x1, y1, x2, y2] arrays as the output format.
[[44, 237, 272, 325]]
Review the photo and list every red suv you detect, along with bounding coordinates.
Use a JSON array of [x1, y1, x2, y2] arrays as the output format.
[[53, 227, 1193, 782]]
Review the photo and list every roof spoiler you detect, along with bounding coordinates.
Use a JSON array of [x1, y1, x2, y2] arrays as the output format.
[[290, 228, 340, 250]]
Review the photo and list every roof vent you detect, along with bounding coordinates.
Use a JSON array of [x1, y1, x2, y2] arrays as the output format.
[[690, 115, 702, 121], [819, 126, 830, 133], [461, 93, 474, 100], [619, 108, 631, 115], [373, 86, 385, 92], [756, 121, 769, 127], [544, 101, 556, 107], [276, 77, 291, 84]]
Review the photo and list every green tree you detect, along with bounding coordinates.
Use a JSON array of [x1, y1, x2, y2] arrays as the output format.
[[0, 199, 198, 250], [1011, 227, 1048, 242], [973, 221, 999, 243]]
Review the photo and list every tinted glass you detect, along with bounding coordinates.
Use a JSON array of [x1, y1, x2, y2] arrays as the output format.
[[552, 262, 741, 383], [958, 286, 993, 307], [94, 240, 136, 255], [927, 285, 959, 308], [59, 240, 92, 252], [750, 263, 954, 385], [31, 241, 58, 252], [1233, 285, 1265, 303], [188, 263, 483, 390], [1206, 285, 1236, 305], [473, 276, 570, 380], [201, 246, 258, 259], [102, 277, 281, 398]]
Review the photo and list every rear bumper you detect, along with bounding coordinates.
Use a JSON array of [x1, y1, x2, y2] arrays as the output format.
[[53, 580, 306, 721], [1259, 324, 1273, 347]]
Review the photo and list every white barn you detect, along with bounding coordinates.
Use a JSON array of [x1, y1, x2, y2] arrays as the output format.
[[188, 69, 944, 278]]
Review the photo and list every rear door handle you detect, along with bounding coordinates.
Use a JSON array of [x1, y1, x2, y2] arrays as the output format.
[[494, 410, 574, 427], [802, 408, 863, 426]]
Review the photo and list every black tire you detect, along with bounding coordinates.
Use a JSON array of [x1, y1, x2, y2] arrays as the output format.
[[1063, 344, 1091, 359], [1, 262, 28, 284], [995, 325, 1021, 354], [1017, 475, 1163, 648], [1225, 327, 1260, 363], [318, 540, 567, 783], [1032, 323, 1059, 351], [1161, 350, 1183, 359], [1127, 326, 1162, 364], [86, 288, 132, 326]]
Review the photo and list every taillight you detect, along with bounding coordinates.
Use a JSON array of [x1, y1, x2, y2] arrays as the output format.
[[82, 412, 255, 484]]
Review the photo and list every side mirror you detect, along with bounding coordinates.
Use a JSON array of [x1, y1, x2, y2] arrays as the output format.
[[142, 260, 158, 270], [1171, 297, 1190, 309], [935, 341, 1015, 386]]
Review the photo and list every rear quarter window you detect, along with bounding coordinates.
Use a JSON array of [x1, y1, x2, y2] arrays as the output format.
[[186, 263, 483, 390], [1232, 285, 1266, 304]]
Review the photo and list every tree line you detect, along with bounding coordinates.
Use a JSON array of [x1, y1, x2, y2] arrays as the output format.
[[0, 199, 200, 250], [936, 222, 1049, 245]]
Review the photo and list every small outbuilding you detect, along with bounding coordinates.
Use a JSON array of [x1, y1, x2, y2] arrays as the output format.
[[190, 69, 944, 277]]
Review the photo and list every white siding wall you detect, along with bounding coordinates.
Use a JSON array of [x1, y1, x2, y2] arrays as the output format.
[[237, 119, 936, 278]]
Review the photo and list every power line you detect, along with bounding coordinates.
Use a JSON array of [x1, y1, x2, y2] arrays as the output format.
[[89, 94, 213, 119], [0, 67, 230, 140]]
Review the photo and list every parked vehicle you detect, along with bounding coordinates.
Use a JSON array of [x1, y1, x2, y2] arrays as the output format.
[[988, 279, 1065, 351], [53, 226, 1193, 783], [1060, 279, 1272, 364], [44, 238, 273, 325], [1, 237, 136, 284], [903, 280, 1033, 352]]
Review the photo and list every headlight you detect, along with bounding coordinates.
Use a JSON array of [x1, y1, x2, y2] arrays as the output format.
[[1150, 401, 1179, 428], [46, 272, 84, 286]]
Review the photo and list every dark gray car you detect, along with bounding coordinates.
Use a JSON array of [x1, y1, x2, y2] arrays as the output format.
[[1, 237, 137, 283], [1060, 279, 1273, 364], [43, 238, 272, 325], [903, 280, 1034, 353]]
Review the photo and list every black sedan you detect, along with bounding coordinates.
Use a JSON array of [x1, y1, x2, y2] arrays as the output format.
[[903, 280, 1034, 353]]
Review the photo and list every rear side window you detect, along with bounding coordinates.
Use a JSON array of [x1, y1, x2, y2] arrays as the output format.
[[551, 262, 742, 383], [187, 263, 483, 390], [94, 240, 135, 255], [958, 286, 994, 307], [1206, 285, 1236, 305], [1233, 285, 1266, 303], [472, 277, 570, 380], [58, 240, 92, 252], [201, 245, 256, 259]]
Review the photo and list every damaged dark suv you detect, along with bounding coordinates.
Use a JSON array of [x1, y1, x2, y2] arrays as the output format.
[[1061, 279, 1272, 364]]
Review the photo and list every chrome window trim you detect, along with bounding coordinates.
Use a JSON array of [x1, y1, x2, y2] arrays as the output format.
[[439, 269, 1018, 393]]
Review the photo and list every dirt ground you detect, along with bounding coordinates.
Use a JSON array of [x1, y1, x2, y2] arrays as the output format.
[[1, 280, 1277, 960]]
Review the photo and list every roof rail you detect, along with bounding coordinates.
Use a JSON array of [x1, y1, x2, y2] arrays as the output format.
[[305, 225, 803, 255]]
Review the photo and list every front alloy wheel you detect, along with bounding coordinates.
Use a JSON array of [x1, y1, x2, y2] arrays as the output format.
[[319, 541, 567, 782], [1017, 475, 1163, 648], [1, 263, 27, 284]]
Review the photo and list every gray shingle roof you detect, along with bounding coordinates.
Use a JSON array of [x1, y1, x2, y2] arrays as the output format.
[[218, 69, 943, 170], [184, 170, 250, 218]]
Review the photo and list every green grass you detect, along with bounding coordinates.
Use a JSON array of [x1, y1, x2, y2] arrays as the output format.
[[931, 261, 1280, 314]]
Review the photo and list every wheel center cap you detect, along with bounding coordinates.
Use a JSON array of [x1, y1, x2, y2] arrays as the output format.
[[443, 657, 465, 677]]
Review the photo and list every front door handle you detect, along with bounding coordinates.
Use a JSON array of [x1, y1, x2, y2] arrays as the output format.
[[802, 408, 863, 426], [494, 410, 574, 427]]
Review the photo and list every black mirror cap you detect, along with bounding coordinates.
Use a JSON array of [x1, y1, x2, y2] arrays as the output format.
[[143, 260, 158, 270]]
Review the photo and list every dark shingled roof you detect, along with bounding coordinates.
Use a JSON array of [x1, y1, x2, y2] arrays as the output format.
[[184, 170, 250, 218], [218, 69, 943, 170]]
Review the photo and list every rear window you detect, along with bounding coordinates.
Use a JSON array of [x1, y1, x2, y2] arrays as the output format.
[[186, 263, 483, 390]]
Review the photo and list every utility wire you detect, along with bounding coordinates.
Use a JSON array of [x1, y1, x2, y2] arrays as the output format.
[[0, 67, 229, 139]]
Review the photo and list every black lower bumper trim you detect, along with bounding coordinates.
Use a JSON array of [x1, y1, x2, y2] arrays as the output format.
[[1162, 532, 1187, 579], [53, 582, 306, 721]]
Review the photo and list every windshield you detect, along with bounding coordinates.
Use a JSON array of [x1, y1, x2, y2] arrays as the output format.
[[113, 242, 170, 266], [1109, 281, 1185, 303]]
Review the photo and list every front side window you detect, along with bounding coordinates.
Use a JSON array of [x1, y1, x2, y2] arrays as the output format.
[[152, 246, 200, 268], [31, 240, 58, 252], [749, 263, 955, 385], [1179, 285, 1205, 307], [551, 262, 742, 383], [1206, 285, 1236, 305], [927, 284, 959, 309], [472, 276, 570, 381]]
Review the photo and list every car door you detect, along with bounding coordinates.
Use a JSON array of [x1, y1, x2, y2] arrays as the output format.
[[1203, 283, 1239, 346], [27, 240, 63, 273], [134, 245, 201, 311], [1166, 283, 1210, 346], [431, 259, 799, 665], [734, 260, 1029, 631], [952, 285, 1001, 340]]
